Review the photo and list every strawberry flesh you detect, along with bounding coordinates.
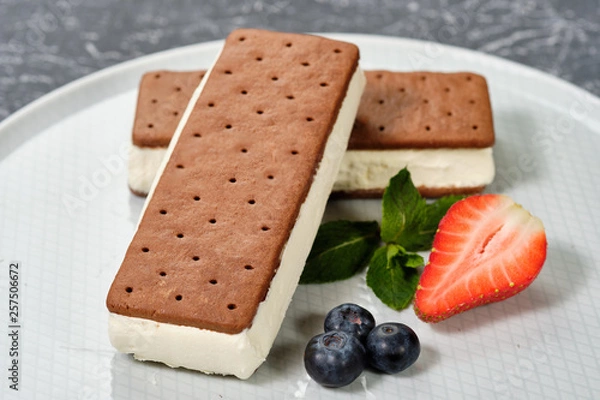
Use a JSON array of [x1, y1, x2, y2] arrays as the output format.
[[414, 194, 547, 322]]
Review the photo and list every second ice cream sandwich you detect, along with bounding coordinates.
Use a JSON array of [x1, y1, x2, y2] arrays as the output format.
[[334, 70, 495, 197], [106, 29, 365, 379]]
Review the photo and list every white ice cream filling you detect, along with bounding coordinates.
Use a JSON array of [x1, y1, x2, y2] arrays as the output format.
[[109, 66, 366, 379], [334, 147, 495, 192]]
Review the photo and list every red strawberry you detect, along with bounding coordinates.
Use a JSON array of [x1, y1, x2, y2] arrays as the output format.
[[414, 194, 547, 323]]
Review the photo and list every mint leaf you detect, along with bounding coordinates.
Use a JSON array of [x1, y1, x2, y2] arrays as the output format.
[[380, 168, 464, 251], [366, 244, 422, 310], [380, 168, 427, 245], [300, 220, 380, 284]]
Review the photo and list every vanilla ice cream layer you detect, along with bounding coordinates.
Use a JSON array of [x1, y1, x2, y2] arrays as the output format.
[[109, 66, 366, 379], [334, 147, 495, 192]]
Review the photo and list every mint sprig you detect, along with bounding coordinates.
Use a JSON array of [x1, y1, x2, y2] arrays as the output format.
[[300, 168, 464, 311]]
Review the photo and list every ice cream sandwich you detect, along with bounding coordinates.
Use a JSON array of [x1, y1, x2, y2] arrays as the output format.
[[128, 70, 494, 198], [333, 70, 495, 197], [106, 29, 365, 379]]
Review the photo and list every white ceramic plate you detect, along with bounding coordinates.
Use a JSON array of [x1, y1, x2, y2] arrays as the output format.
[[1, 34, 599, 400]]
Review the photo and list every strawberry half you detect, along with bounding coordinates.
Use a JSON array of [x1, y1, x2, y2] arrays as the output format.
[[414, 194, 547, 323]]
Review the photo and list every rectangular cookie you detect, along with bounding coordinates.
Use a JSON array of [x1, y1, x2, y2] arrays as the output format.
[[106, 28, 365, 379], [128, 70, 494, 198]]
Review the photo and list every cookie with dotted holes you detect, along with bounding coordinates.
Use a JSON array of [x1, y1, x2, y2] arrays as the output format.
[[348, 70, 495, 149], [107, 29, 360, 334], [132, 70, 206, 148]]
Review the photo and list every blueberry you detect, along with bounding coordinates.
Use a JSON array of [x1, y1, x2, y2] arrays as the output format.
[[304, 330, 367, 388], [366, 322, 420, 374], [324, 303, 376, 343]]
